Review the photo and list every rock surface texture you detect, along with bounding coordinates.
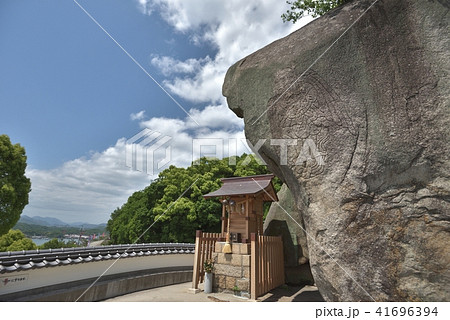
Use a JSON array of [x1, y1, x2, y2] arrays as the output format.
[[223, 0, 449, 301], [264, 184, 315, 285], [264, 184, 309, 264]]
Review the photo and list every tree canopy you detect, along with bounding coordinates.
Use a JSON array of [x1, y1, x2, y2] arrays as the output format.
[[107, 154, 281, 244], [38, 238, 79, 249], [0, 135, 31, 236], [0, 229, 37, 252], [282, 0, 350, 23]]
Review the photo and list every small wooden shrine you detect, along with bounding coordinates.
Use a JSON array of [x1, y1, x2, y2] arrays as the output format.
[[192, 174, 284, 298], [203, 174, 278, 243]]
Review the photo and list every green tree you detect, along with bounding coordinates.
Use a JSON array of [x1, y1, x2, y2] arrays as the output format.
[[282, 0, 350, 23], [0, 229, 37, 251], [0, 135, 31, 236], [39, 238, 78, 249], [106, 154, 281, 245]]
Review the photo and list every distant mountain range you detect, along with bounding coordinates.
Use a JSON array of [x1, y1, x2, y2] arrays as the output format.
[[18, 215, 106, 229]]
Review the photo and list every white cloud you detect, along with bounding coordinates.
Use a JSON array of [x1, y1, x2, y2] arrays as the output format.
[[130, 110, 146, 121], [136, 0, 155, 15], [24, 105, 248, 224], [23, 139, 152, 224], [140, 0, 314, 103], [186, 103, 243, 130], [150, 55, 210, 76], [137, 103, 248, 168]]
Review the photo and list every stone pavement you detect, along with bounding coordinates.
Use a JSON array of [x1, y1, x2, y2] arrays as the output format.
[[103, 281, 324, 302]]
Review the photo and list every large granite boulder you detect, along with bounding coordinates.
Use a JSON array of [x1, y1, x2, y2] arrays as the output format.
[[223, 0, 449, 301]]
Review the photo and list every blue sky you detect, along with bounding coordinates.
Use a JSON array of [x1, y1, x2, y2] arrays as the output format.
[[0, 0, 312, 224], [1, 0, 208, 169]]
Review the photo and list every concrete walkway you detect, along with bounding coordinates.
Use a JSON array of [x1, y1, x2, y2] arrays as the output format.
[[88, 240, 104, 247], [103, 281, 324, 302]]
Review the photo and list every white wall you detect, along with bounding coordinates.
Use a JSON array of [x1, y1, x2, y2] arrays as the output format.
[[0, 254, 194, 295]]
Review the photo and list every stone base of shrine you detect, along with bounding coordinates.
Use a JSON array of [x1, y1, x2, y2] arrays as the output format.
[[212, 242, 251, 298]]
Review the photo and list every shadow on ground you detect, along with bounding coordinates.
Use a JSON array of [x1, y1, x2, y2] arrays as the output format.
[[259, 285, 325, 302]]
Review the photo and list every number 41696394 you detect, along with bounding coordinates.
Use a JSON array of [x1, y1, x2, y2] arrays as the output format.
[[376, 307, 438, 317]]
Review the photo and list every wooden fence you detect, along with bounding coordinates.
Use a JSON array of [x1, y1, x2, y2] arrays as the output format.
[[250, 233, 285, 300], [191, 230, 221, 290]]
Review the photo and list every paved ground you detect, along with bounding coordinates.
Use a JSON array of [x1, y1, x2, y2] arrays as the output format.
[[103, 281, 324, 302], [88, 240, 104, 247]]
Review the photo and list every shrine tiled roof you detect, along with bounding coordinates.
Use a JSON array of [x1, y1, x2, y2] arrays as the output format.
[[203, 174, 278, 201]]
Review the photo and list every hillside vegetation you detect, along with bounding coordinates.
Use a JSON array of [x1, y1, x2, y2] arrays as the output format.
[[107, 155, 281, 244], [13, 222, 106, 239]]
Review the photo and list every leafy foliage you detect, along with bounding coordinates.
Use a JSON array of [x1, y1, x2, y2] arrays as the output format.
[[38, 238, 79, 249], [0, 229, 37, 252], [282, 0, 350, 23], [204, 259, 214, 273], [107, 154, 281, 244], [0, 135, 31, 236], [0, 230, 80, 252]]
